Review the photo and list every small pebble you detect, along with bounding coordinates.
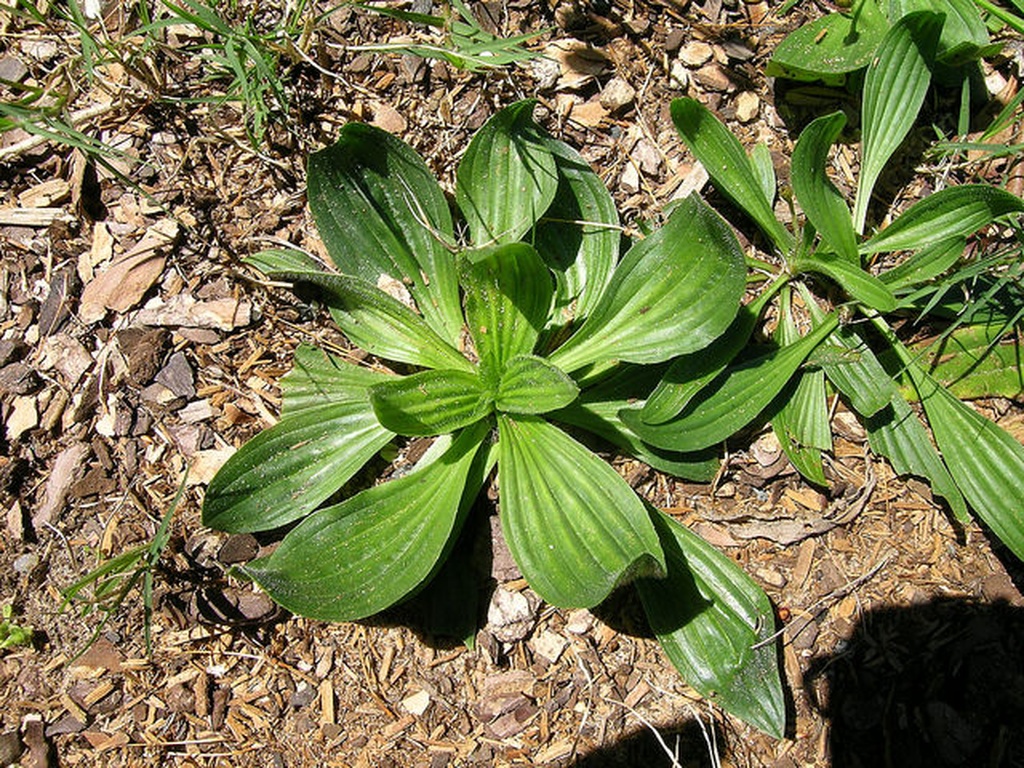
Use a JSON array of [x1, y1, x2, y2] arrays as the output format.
[[13, 553, 38, 576], [679, 41, 714, 67], [599, 77, 636, 113], [735, 91, 760, 123]]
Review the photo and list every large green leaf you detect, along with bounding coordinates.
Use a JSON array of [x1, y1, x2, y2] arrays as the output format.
[[622, 315, 840, 452], [455, 101, 558, 246], [861, 186, 1024, 255], [203, 402, 395, 533], [497, 414, 664, 607], [671, 99, 793, 253], [640, 283, 782, 425], [548, 195, 746, 374], [461, 242, 553, 385], [532, 136, 619, 325], [767, 0, 888, 82], [243, 422, 491, 621], [791, 112, 858, 263], [793, 250, 897, 311], [496, 355, 578, 414], [554, 364, 722, 481], [281, 344, 391, 417], [853, 12, 942, 233], [307, 123, 462, 343], [910, 366, 1024, 556], [891, 0, 994, 66], [637, 510, 784, 738], [257, 269, 472, 373], [370, 369, 492, 436]]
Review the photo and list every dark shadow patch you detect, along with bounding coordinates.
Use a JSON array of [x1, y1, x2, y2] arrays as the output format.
[[805, 597, 1024, 767], [571, 715, 724, 767]]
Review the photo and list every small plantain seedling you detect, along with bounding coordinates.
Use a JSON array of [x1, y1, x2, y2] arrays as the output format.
[[623, 16, 1024, 565], [203, 101, 785, 737]]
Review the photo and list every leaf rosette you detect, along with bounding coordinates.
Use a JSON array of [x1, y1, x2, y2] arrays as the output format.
[[203, 101, 784, 737]]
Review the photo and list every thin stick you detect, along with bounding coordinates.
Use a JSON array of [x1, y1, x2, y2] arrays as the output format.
[[751, 556, 890, 650]]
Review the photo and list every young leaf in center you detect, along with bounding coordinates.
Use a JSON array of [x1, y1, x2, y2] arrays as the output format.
[[495, 354, 579, 414]]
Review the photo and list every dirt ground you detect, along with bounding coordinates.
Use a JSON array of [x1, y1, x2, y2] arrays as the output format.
[[2, 1, 1024, 766]]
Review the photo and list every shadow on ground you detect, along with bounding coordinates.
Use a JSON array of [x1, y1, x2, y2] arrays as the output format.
[[806, 597, 1024, 767], [570, 716, 722, 768]]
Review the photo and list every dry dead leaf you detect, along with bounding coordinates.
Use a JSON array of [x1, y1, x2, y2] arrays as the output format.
[[542, 39, 609, 90], [33, 441, 90, 529], [79, 219, 179, 323]]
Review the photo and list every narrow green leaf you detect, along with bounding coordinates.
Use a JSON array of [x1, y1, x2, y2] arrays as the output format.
[[203, 403, 394, 533], [243, 422, 490, 621], [246, 248, 324, 274], [497, 415, 664, 608], [496, 355, 579, 414], [548, 195, 746, 373], [455, 101, 559, 245], [640, 281, 784, 425], [879, 236, 964, 291], [853, 12, 942, 233], [766, 0, 888, 82], [281, 344, 391, 417], [258, 270, 472, 373], [532, 136, 619, 324], [307, 123, 462, 343], [792, 112, 858, 263], [750, 143, 777, 207], [637, 510, 784, 739], [771, 292, 831, 485], [819, 318, 967, 519], [793, 250, 897, 311], [817, 328, 895, 417], [910, 366, 1024, 555], [558, 400, 722, 481], [461, 243, 553, 384], [622, 315, 840, 452], [915, 322, 1024, 399], [370, 369, 492, 437], [671, 98, 794, 252], [861, 186, 1024, 255]]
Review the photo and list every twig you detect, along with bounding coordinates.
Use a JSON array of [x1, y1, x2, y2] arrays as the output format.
[[605, 696, 683, 768], [751, 556, 891, 650]]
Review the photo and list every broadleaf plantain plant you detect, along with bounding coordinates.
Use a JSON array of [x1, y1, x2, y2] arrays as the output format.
[[203, 101, 785, 736], [623, 16, 1024, 562]]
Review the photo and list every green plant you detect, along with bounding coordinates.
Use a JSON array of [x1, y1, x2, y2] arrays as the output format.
[[768, 0, 1003, 136], [0, 605, 33, 651], [140, 0, 311, 145], [204, 101, 785, 736], [348, 0, 549, 72], [622, 17, 1024, 562], [61, 475, 182, 659]]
